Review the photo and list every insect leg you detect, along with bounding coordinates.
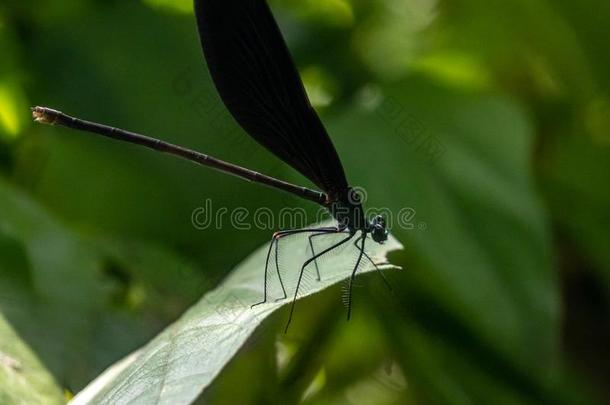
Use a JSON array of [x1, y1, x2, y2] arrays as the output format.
[[347, 232, 367, 320], [252, 227, 339, 307], [352, 238, 392, 292], [309, 228, 350, 281], [285, 232, 354, 333]]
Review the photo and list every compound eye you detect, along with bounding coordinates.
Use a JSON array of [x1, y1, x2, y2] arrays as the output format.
[[373, 215, 385, 226], [371, 225, 388, 243]]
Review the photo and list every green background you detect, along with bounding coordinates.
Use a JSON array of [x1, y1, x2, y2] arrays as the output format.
[[0, 0, 609, 403]]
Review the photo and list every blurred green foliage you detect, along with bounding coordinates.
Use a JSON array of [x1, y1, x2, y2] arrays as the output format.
[[0, 0, 609, 403]]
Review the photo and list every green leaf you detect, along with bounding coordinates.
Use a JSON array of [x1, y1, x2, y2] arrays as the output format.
[[70, 229, 402, 404], [328, 79, 567, 402], [0, 177, 199, 390], [337, 79, 558, 366], [0, 312, 64, 405], [0, 176, 107, 388], [541, 133, 610, 285]]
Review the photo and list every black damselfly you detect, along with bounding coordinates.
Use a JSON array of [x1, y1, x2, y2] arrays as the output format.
[[32, 0, 391, 332]]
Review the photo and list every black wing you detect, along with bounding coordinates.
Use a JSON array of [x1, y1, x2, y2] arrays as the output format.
[[194, 0, 348, 195]]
